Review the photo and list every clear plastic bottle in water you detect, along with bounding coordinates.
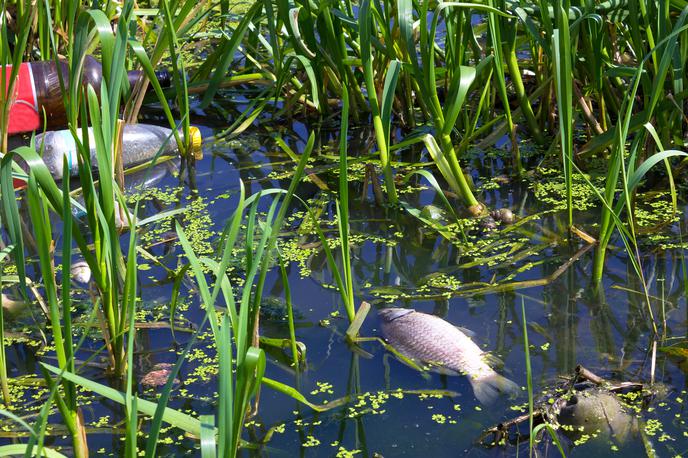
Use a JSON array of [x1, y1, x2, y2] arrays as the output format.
[[34, 124, 202, 180]]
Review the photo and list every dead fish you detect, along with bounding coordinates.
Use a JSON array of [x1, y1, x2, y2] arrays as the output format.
[[70, 259, 92, 285], [140, 363, 180, 387], [379, 308, 519, 404], [553, 388, 637, 443]]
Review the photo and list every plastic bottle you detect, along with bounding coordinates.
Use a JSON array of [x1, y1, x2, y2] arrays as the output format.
[[34, 124, 202, 180], [2, 56, 171, 135]]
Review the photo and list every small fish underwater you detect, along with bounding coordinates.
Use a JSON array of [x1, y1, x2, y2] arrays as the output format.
[[378, 307, 519, 405]]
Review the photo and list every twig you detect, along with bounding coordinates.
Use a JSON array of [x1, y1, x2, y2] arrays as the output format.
[[573, 82, 604, 135], [477, 409, 546, 446], [650, 340, 657, 385], [367, 163, 385, 207], [574, 364, 605, 385], [570, 225, 597, 244], [463, 243, 593, 296]]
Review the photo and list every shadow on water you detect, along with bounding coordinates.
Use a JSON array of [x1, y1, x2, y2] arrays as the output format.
[[3, 116, 687, 457]]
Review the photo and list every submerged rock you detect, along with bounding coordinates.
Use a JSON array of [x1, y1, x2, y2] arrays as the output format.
[[480, 215, 497, 231], [1, 293, 30, 316], [479, 368, 668, 454], [260, 295, 304, 322], [490, 208, 515, 224], [550, 388, 638, 443]]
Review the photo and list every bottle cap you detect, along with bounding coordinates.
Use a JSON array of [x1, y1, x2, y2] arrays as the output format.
[[154, 70, 172, 88], [188, 126, 203, 160]]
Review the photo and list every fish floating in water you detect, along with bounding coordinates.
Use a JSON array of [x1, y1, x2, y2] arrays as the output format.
[[379, 307, 519, 405]]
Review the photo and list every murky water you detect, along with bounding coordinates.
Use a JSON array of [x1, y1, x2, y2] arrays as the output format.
[[3, 113, 687, 457]]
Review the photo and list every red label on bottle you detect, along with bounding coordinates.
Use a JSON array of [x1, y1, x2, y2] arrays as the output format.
[[2, 63, 40, 134], [12, 177, 27, 189]]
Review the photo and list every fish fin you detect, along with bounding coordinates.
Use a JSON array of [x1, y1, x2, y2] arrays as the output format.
[[422, 360, 462, 376], [455, 326, 476, 338], [469, 373, 520, 405], [378, 307, 414, 321], [482, 352, 505, 369]]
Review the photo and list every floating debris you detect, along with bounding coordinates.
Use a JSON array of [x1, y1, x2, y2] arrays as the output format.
[[70, 259, 92, 286], [420, 204, 445, 222], [479, 365, 667, 451], [490, 208, 515, 224]]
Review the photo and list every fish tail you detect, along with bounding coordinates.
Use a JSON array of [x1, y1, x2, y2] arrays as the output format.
[[470, 372, 520, 405]]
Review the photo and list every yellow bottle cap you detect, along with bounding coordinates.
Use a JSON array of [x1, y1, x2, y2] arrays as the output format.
[[188, 126, 203, 161]]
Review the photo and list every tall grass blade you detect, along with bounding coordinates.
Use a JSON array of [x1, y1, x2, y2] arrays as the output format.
[[277, 253, 300, 369], [200, 2, 262, 108], [359, 0, 398, 204], [552, 9, 573, 227], [200, 415, 217, 458], [521, 298, 535, 457]]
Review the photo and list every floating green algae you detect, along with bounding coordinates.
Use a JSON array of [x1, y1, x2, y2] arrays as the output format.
[[530, 166, 605, 212]]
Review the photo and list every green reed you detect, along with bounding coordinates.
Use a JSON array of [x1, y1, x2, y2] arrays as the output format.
[[1, 148, 93, 454], [521, 298, 535, 454], [592, 15, 688, 284], [0, 0, 33, 155], [0, 251, 10, 406], [176, 188, 267, 458], [397, 0, 504, 215], [165, 143, 313, 456], [219, 0, 688, 230], [29, 163, 88, 456], [33, 0, 200, 377], [521, 298, 566, 457], [359, 1, 399, 205], [337, 87, 356, 321], [190, 0, 688, 241], [552, 5, 573, 227], [1, 0, 237, 450], [0, 0, 33, 407], [488, 0, 522, 174], [36, 166, 318, 456]]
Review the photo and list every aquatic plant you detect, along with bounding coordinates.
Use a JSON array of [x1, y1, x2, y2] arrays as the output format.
[[521, 299, 566, 457]]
